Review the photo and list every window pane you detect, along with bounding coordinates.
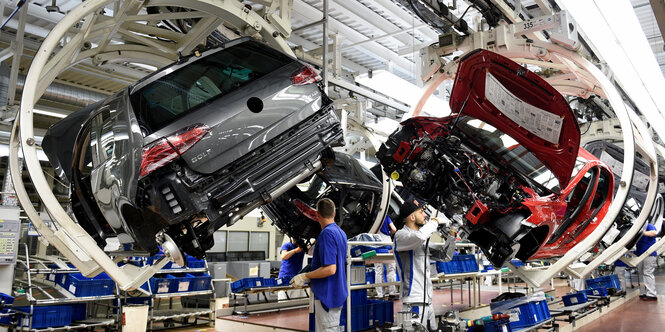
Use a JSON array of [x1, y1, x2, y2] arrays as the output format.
[[249, 232, 270, 258], [227, 231, 249, 252], [208, 231, 227, 253]]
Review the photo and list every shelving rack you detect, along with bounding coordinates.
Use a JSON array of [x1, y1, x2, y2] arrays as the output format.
[[13, 244, 120, 331], [135, 260, 215, 330]]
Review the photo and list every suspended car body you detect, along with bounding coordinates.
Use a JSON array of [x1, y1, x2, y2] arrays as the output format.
[[42, 37, 343, 258], [262, 152, 388, 248], [377, 50, 614, 267]]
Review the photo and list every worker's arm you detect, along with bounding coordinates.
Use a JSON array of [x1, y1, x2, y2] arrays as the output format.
[[389, 222, 397, 235], [305, 264, 336, 279], [280, 247, 301, 260], [644, 230, 658, 237], [393, 220, 438, 251], [429, 233, 457, 262]]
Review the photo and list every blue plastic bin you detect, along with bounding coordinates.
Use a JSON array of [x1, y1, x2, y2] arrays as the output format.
[[172, 274, 194, 292], [15, 305, 73, 329], [309, 303, 371, 332], [276, 276, 292, 286], [351, 289, 367, 306], [436, 254, 479, 274], [71, 303, 87, 321], [490, 297, 550, 329], [456, 254, 480, 273], [562, 292, 588, 306], [189, 273, 212, 291], [64, 273, 115, 297], [0, 292, 15, 325], [467, 318, 512, 332], [185, 256, 206, 268], [587, 287, 609, 297], [142, 275, 177, 294], [231, 278, 257, 293], [368, 299, 394, 325], [586, 275, 621, 292]]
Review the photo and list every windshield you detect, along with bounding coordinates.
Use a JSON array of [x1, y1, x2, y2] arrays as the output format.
[[455, 117, 560, 194], [129, 41, 293, 134]]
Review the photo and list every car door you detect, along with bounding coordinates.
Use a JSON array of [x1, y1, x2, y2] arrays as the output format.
[[86, 91, 145, 243]]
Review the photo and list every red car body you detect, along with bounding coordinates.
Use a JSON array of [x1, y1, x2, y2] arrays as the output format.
[[377, 50, 614, 266]]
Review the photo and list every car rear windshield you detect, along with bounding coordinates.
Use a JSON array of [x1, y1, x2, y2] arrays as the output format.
[[130, 41, 294, 134]]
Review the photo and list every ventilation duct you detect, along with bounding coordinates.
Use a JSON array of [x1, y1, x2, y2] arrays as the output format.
[[14, 74, 108, 108], [0, 63, 9, 108]]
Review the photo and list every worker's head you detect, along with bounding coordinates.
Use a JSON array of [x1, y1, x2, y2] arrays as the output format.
[[316, 198, 336, 224], [401, 198, 427, 228]]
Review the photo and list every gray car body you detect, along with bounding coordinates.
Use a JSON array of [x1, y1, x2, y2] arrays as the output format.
[[43, 38, 343, 256]]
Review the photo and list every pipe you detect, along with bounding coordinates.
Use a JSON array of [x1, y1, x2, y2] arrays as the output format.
[[13, 74, 108, 108], [322, 0, 329, 93]]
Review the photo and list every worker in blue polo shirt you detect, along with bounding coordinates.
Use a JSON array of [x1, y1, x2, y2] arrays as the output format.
[[278, 237, 305, 300], [290, 198, 348, 331], [636, 223, 659, 301]]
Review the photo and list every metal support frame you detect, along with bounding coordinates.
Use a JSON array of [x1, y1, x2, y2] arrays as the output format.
[[567, 107, 659, 279], [6, 0, 27, 106], [11, 0, 294, 290], [411, 11, 637, 287]]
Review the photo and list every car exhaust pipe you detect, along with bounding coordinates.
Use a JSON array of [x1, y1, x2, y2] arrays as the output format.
[[226, 160, 323, 227]]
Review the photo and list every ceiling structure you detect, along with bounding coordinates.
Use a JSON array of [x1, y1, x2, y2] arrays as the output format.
[[0, 0, 664, 131]]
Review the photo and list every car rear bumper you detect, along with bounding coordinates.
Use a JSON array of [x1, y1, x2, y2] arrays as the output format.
[[134, 104, 343, 255]]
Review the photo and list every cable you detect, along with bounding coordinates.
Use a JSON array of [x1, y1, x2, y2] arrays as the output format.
[[0, 0, 27, 30], [422, 237, 430, 329]]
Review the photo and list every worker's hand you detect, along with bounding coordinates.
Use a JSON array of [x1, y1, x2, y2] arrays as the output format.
[[295, 247, 302, 253], [431, 217, 451, 227], [290, 273, 310, 288]]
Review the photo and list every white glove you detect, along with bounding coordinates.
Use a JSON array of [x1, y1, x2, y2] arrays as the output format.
[[430, 217, 451, 228], [290, 273, 310, 288]]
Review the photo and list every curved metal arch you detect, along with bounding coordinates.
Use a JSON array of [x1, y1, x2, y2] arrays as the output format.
[[11, 0, 294, 290], [567, 108, 658, 277], [345, 118, 393, 235], [146, 0, 293, 55]]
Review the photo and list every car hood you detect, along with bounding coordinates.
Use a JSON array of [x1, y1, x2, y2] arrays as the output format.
[[449, 49, 580, 189]]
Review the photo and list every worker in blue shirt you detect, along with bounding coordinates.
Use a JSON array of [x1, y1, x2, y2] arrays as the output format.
[[291, 198, 348, 331], [376, 215, 397, 299], [279, 237, 304, 278], [613, 257, 628, 294], [278, 237, 305, 300], [636, 223, 659, 301]]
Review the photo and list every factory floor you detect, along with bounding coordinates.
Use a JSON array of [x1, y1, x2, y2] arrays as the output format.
[[575, 266, 665, 332], [172, 266, 665, 331], [215, 284, 502, 331]]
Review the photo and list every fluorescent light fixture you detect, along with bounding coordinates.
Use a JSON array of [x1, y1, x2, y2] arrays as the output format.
[[32, 108, 68, 119], [557, 0, 665, 141], [356, 70, 452, 118]]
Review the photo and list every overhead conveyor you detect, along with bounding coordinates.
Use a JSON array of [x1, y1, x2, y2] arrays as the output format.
[[9, 0, 296, 291]]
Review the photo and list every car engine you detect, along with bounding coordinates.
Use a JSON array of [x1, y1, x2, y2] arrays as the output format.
[[378, 118, 531, 224]]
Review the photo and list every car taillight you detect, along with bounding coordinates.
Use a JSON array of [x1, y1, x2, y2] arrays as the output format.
[[295, 199, 318, 222], [291, 65, 321, 85], [139, 124, 209, 178]]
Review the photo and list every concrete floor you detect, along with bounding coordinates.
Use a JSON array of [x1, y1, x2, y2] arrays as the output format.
[[574, 266, 665, 332], [170, 265, 665, 331]]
